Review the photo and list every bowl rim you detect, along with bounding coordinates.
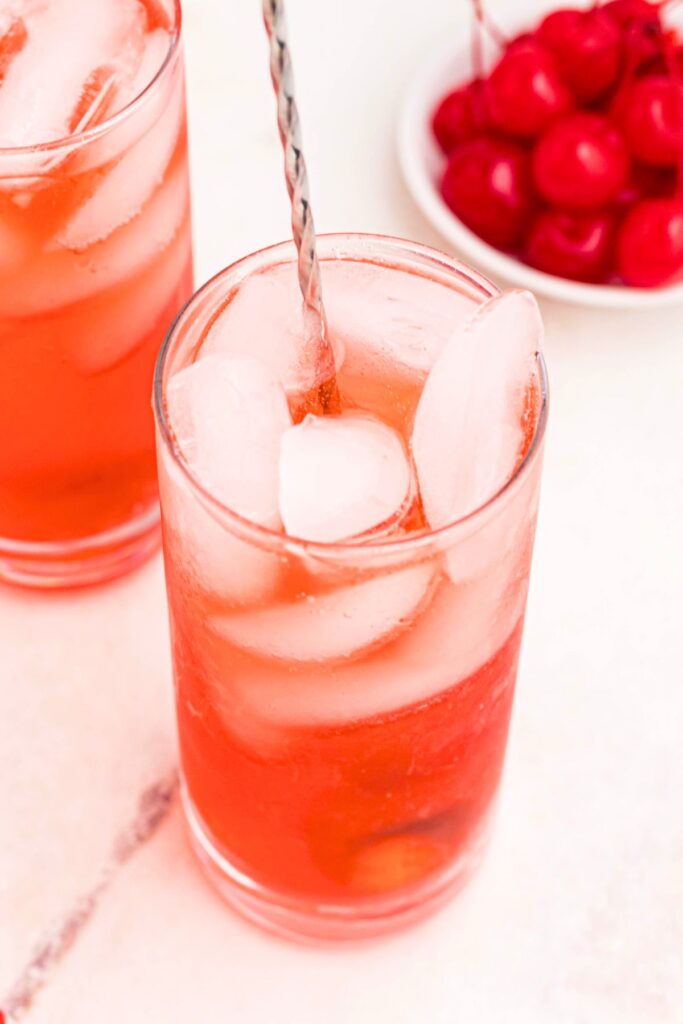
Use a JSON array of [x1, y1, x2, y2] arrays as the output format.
[[397, 37, 683, 310]]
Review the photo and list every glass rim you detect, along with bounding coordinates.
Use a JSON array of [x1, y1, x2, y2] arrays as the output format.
[[0, 0, 183, 158], [154, 232, 549, 559]]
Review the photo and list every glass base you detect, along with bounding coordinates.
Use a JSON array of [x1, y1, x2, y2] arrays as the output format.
[[182, 786, 491, 944], [0, 502, 161, 589]]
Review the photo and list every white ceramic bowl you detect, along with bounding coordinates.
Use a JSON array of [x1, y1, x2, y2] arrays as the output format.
[[397, 37, 683, 309]]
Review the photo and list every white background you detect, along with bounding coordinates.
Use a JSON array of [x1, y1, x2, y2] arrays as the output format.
[[1, 1, 683, 1021]]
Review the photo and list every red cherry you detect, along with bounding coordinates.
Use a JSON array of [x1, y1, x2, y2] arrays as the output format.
[[603, 0, 663, 71], [614, 75, 683, 167], [603, 0, 661, 30], [617, 197, 683, 285], [525, 209, 616, 282], [431, 80, 488, 154], [441, 136, 535, 248], [486, 39, 572, 139], [533, 113, 629, 208], [537, 8, 622, 103], [506, 31, 537, 49]]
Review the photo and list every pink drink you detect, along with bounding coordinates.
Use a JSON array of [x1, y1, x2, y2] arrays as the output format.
[[155, 235, 547, 940], [0, 0, 192, 586]]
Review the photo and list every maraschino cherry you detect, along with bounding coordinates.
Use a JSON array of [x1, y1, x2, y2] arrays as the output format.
[[429, 0, 683, 287], [486, 38, 572, 139], [537, 7, 622, 102], [604, 0, 660, 23], [432, 80, 488, 154], [604, 0, 664, 71], [441, 136, 535, 247], [614, 75, 683, 167], [533, 113, 629, 207], [525, 209, 616, 282], [617, 197, 683, 285]]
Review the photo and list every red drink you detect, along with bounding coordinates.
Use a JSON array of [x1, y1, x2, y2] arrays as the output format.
[[155, 236, 547, 940], [0, 0, 192, 586]]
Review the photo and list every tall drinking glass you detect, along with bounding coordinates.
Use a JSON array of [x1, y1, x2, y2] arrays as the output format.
[[154, 235, 548, 941], [0, 0, 193, 586]]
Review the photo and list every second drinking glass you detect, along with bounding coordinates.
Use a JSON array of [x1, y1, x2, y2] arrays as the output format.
[[0, 0, 193, 586]]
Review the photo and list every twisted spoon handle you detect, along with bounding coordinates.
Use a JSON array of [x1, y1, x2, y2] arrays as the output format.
[[262, 0, 339, 410]]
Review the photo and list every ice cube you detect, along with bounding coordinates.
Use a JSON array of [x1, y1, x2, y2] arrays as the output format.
[[67, 27, 176, 178], [279, 412, 412, 543], [444, 466, 541, 586], [0, 13, 27, 84], [323, 260, 479, 377], [212, 559, 435, 663], [0, 157, 188, 318], [160, 456, 282, 606], [0, 0, 146, 148], [159, 455, 282, 607], [90, 153, 188, 279], [67, 63, 121, 136], [111, 27, 171, 112], [144, 0, 173, 32], [201, 261, 475, 404], [201, 263, 343, 397], [0, 213, 29, 272], [162, 352, 293, 603], [412, 290, 541, 534], [216, 553, 527, 730], [56, 53, 181, 250], [168, 352, 292, 527], [129, 26, 170, 95], [69, 3, 148, 126], [66, 210, 189, 375]]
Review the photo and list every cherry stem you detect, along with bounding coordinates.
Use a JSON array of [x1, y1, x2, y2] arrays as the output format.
[[469, 0, 506, 75], [470, 0, 483, 78]]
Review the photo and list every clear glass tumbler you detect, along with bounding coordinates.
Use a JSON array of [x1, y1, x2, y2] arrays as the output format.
[[154, 234, 548, 941], [0, 0, 193, 587]]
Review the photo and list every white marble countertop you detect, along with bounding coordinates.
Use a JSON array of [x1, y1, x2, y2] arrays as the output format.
[[2, 0, 683, 1020]]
